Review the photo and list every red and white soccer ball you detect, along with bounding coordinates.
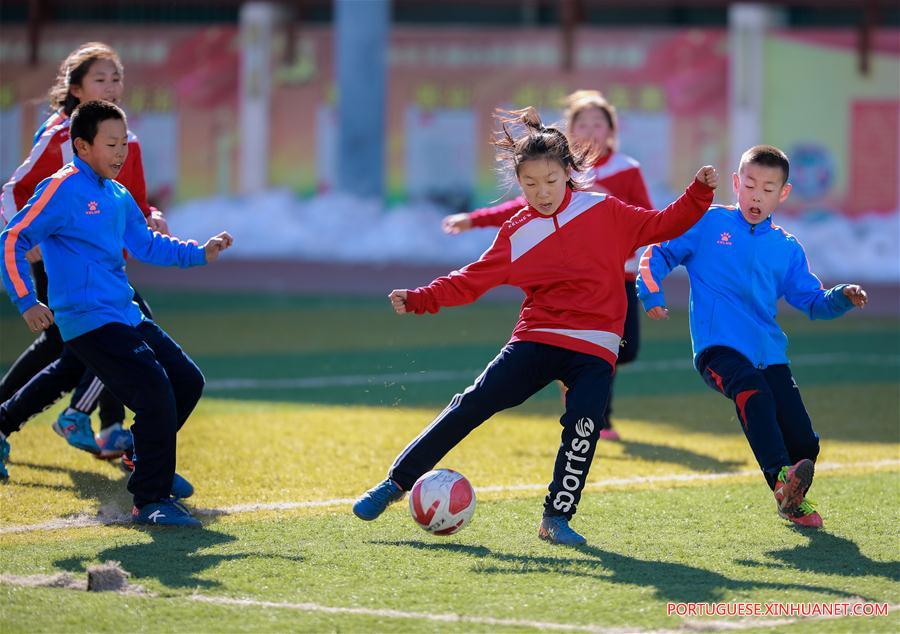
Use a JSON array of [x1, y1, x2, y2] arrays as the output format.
[[409, 469, 476, 535]]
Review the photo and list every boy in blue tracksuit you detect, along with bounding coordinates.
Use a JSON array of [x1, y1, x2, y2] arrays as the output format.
[[636, 145, 868, 528], [0, 101, 233, 526]]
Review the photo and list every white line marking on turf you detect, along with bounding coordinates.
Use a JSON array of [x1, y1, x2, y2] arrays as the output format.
[[189, 594, 623, 632], [0, 573, 891, 634], [1, 459, 897, 535], [203, 352, 900, 391], [187, 595, 898, 633]]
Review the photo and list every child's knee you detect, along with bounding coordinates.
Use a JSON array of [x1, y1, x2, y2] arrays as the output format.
[[132, 364, 176, 409], [185, 365, 205, 399], [560, 411, 603, 440]]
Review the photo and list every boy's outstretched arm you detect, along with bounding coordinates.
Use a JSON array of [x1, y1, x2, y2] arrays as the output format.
[[635, 224, 702, 319], [203, 231, 234, 262], [123, 196, 229, 268], [842, 284, 868, 308], [783, 243, 866, 319]]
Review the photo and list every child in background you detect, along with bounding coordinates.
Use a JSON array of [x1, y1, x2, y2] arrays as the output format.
[[0, 101, 233, 526], [0, 42, 166, 458], [636, 145, 868, 528], [442, 91, 653, 441], [354, 107, 717, 545]]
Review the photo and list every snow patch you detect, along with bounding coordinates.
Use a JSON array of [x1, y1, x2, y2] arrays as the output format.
[[166, 190, 900, 281]]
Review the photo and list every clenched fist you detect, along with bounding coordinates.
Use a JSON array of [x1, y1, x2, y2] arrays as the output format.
[[204, 231, 234, 263], [388, 289, 409, 314], [694, 166, 719, 190]]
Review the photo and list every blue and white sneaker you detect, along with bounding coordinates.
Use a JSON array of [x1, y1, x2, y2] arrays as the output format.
[[538, 516, 587, 546], [352, 478, 404, 521], [171, 473, 194, 500], [132, 498, 201, 527], [52, 410, 100, 454], [0, 436, 10, 481], [117, 451, 193, 500], [95, 423, 133, 459]]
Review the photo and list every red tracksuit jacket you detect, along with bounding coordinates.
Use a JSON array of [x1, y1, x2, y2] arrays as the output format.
[[406, 180, 714, 367], [468, 151, 653, 280], [1, 111, 155, 224]]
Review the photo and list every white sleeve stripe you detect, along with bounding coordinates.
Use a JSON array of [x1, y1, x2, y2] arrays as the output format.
[[1, 124, 67, 219]]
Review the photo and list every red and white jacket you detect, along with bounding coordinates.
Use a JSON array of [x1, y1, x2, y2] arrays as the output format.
[[469, 151, 653, 279], [1, 111, 155, 225], [408, 180, 714, 367]]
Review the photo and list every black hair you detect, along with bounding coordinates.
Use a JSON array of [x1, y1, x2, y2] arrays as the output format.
[[492, 107, 596, 192], [70, 100, 127, 156], [740, 145, 790, 183]]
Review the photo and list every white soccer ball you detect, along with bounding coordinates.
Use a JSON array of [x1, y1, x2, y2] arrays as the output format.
[[409, 469, 476, 535]]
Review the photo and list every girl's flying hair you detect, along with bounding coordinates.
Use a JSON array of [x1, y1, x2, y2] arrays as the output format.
[[491, 106, 595, 191]]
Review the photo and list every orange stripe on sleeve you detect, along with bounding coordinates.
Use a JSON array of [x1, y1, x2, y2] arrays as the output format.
[[3, 167, 77, 297], [638, 244, 660, 294]]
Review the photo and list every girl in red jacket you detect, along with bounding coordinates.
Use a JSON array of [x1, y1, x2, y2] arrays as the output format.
[[443, 90, 652, 441], [354, 107, 717, 545], [0, 42, 165, 459]]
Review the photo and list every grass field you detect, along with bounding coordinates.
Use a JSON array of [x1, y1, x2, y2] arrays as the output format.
[[1, 291, 898, 632]]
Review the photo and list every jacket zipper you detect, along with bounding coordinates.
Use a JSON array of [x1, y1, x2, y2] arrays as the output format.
[[749, 222, 764, 367]]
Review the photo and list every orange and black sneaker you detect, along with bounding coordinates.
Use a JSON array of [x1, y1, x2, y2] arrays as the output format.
[[773, 459, 814, 513], [778, 497, 823, 528]]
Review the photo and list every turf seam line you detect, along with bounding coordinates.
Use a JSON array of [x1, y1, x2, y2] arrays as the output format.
[[1, 459, 896, 535]]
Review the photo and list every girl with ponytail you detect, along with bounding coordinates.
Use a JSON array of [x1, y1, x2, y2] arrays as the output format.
[[353, 107, 718, 546]]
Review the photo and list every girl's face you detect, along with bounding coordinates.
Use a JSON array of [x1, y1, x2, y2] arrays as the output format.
[[70, 58, 124, 106], [517, 158, 569, 216], [570, 107, 612, 155]]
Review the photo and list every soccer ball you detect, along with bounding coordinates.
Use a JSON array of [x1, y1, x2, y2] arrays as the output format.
[[409, 469, 476, 535]]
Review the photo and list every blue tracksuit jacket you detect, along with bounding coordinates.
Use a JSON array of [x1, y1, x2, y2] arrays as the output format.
[[635, 205, 854, 368], [1, 156, 206, 340]]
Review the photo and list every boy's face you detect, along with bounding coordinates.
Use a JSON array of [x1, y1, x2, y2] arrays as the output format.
[[732, 162, 791, 224], [517, 158, 569, 216], [570, 107, 612, 155], [75, 118, 128, 180], [71, 58, 124, 105]]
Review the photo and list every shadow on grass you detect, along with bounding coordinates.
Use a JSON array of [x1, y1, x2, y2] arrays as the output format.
[[9, 460, 131, 510], [738, 530, 900, 582], [373, 539, 872, 603], [612, 439, 745, 473], [54, 528, 305, 590]]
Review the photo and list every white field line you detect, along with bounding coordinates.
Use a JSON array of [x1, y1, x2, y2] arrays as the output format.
[[187, 595, 898, 633], [0, 579, 891, 634], [189, 594, 627, 633], [203, 352, 900, 391], [1, 459, 897, 535]]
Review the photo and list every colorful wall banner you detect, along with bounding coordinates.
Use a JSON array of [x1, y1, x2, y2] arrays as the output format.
[[1, 25, 896, 216]]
